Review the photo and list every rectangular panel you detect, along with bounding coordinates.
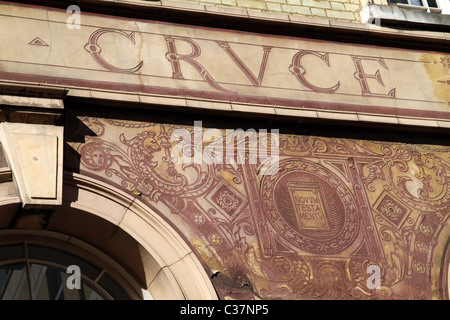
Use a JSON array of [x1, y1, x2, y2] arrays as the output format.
[[11, 133, 57, 199], [0, 122, 63, 208], [0, 3, 448, 122]]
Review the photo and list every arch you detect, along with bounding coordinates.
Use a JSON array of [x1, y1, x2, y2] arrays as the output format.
[[0, 171, 218, 300], [431, 221, 450, 300], [436, 235, 450, 300], [62, 171, 218, 300], [0, 229, 141, 300], [445, 241, 450, 300]]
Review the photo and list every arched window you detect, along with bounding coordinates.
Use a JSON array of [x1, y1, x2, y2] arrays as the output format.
[[0, 236, 139, 300]]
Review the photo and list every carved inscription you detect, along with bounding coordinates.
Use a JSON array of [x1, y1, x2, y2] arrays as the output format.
[[1, 5, 449, 119], [84, 28, 144, 74], [85, 30, 396, 98], [261, 160, 360, 255], [287, 182, 330, 231], [289, 50, 340, 94]]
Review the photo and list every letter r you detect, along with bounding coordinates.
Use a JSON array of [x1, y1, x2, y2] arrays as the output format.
[[164, 36, 233, 94]]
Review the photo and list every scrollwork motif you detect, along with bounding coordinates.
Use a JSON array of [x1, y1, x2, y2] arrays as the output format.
[[80, 125, 215, 201]]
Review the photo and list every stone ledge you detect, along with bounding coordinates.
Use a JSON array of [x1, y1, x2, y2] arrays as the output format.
[[1, 79, 448, 132], [58, 84, 450, 132], [0, 122, 64, 209], [0, 95, 64, 109]]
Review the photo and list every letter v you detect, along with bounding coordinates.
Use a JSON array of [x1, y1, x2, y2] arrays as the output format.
[[217, 41, 272, 86]]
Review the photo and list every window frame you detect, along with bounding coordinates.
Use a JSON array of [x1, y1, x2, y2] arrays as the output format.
[[389, 0, 450, 14], [0, 260, 110, 300], [0, 233, 143, 300]]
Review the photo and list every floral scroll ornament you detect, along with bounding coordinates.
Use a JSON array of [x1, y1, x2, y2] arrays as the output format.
[[412, 260, 426, 274], [216, 190, 239, 212], [210, 233, 223, 245], [379, 199, 403, 222], [362, 145, 449, 212], [80, 124, 215, 202], [192, 213, 206, 225], [414, 241, 428, 254]]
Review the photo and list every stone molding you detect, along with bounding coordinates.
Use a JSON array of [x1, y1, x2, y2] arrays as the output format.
[[0, 122, 64, 208], [63, 171, 219, 300]]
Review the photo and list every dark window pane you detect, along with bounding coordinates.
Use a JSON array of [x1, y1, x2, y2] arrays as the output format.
[[409, 0, 423, 5], [29, 264, 51, 300], [58, 270, 82, 300], [0, 245, 23, 261], [29, 264, 106, 300], [58, 269, 105, 300], [389, 0, 409, 3], [46, 267, 65, 300], [0, 244, 126, 300], [98, 273, 131, 300], [29, 264, 67, 300], [427, 0, 438, 7], [0, 264, 30, 300], [83, 282, 105, 300], [27, 245, 101, 279]]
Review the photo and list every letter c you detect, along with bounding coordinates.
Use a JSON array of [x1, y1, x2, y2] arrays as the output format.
[[224, 305, 231, 314], [290, 50, 340, 94], [85, 28, 143, 73]]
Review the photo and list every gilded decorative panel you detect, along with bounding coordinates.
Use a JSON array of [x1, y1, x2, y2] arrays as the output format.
[[67, 116, 450, 299]]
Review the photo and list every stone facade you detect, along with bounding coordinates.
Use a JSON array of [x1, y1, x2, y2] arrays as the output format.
[[165, 0, 368, 21], [65, 115, 450, 299]]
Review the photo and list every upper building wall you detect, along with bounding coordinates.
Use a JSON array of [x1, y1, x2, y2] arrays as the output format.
[[165, 0, 368, 22], [150, 0, 450, 23], [0, 1, 448, 130]]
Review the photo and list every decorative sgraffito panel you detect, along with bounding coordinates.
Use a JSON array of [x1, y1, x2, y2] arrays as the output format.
[[67, 116, 450, 300]]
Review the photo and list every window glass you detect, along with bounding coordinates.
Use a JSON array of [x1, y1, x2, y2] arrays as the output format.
[[409, 0, 423, 5], [83, 282, 105, 300], [0, 263, 109, 300], [389, 0, 409, 4], [389, 0, 441, 8], [0, 243, 132, 300], [27, 245, 101, 279], [98, 272, 130, 300], [29, 264, 105, 300], [0, 245, 23, 261], [0, 264, 30, 300]]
